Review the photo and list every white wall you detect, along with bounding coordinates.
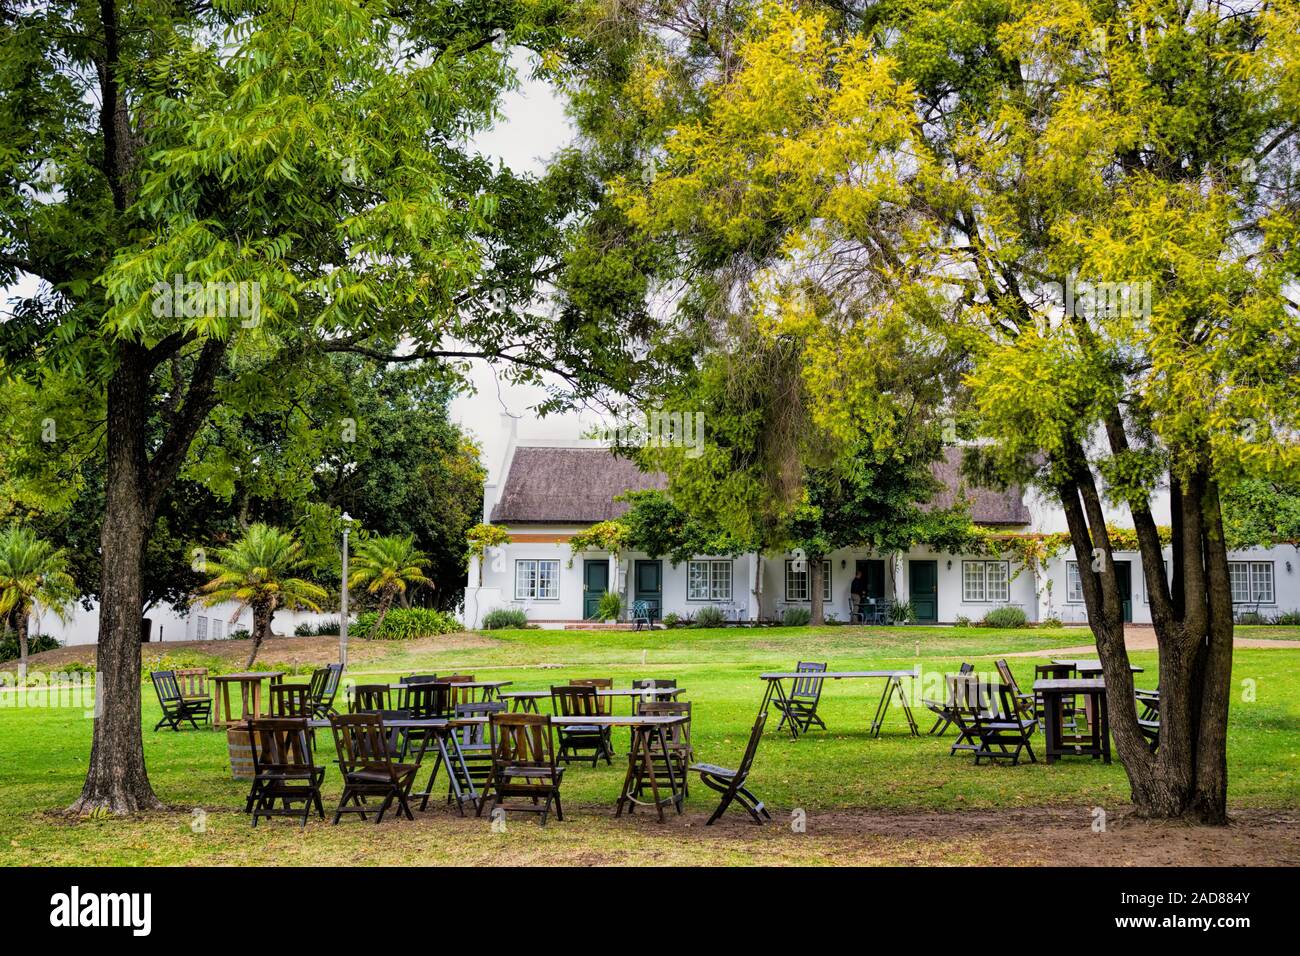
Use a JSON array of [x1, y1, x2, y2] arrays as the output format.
[[31, 601, 346, 647]]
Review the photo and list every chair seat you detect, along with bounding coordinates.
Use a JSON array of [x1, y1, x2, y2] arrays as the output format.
[[689, 762, 736, 779], [501, 764, 563, 779], [347, 764, 418, 783]]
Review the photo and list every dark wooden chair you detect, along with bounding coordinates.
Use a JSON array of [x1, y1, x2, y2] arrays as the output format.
[[773, 661, 828, 734], [150, 670, 212, 731], [350, 683, 391, 714], [307, 664, 343, 718], [631, 678, 678, 713], [690, 710, 771, 825], [954, 679, 1037, 765], [637, 700, 693, 797], [399, 681, 452, 759], [398, 674, 439, 709], [245, 718, 325, 827], [924, 662, 973, 735], [269, 683, 312, 718], [1136, 688, 1160, 753], [441, 700, 506, 809], [478, 712, 564, 826], [571, 678, 616, 751], [550, 685, 613, 766], [994, 659, 1036, 722], [328, 713, 419, 824], [939, 672, 985, 754], [442, 674, 476, 708]]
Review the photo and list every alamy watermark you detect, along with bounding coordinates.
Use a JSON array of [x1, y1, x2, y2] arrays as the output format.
[[151, 274, 262, 327], [1043, 274, 1152, 322], [593, 409, 706, 459]]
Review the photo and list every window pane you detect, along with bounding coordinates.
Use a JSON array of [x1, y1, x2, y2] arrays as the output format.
[[785, 561, 808, 602], [688, 561, 708, 601], [987, 562, 1009, 603], [1229, 562, 1249, 603], [711, 561, 732, 601], [1066, 562, 1083, 603], [1250, 563, 1273, 603], [822, 561, 832, 602], [538, 560, 558, 599], [963, 561, 985, 602]]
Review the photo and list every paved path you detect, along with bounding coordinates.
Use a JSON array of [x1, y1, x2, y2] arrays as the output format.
[[1003, 625, 1300, 657]]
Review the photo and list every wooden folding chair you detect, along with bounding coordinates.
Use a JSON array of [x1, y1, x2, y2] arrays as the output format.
[[151, 670, 211, 731], [773, 661, 828, 734], [551, 685, 614, 766], [961, 681, 1037, 765], [307, 664, 344, 718], [924, 662, 973, 735], [637, 701, 693, 797], [175, 668, 211, 704], [478, 712, 564, 827], [269, 683, 312, 718], [398, 673, 440, 709], [246, 718, 325, 827], [631, 678, 678, 713], [328, 713, 420, 824], [994, 659, 1036, 722], [572, 678, 615, 751], [690, 711, 771, 825], [350, 684, 391, 713], [438, 700, 505, 810]]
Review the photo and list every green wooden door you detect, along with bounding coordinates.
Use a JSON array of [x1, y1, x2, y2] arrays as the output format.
[[583, 560, 609, 620], [634, 560, 663, 620], [1115, 561, 1133, 623], [909, 560, 938, 623]]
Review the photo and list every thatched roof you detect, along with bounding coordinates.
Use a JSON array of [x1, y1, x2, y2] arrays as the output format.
[[491, 445, 1029, 527]]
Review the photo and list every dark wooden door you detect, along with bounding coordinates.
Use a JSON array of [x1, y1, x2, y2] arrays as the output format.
[[634, 560, 663, 619], [1115, 560, 1133, 623], [583, 560, 609, 620], [909, 560, 938, 623]]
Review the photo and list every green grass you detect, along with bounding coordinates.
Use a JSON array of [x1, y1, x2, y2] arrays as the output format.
[[1, 625, 1297, 865]]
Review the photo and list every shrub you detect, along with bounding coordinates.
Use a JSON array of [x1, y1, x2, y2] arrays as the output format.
[[481, 607, 528, 630], [596, 591, 623, 621], [953, 614, 972, 627], [0, 633, 60, 664], [661, 612, 681, 628], [693, 606, 727, 628], [781, 607, 812, 627], [230, 628, 251, 640], [352, 607, 460, 640], [292, 620, 340, 637], [1040, 615, 1063, 628], [1274, 610, 1300, 626], [890, 601, 915, 624], [982, 606, 1028, 628], [1235, 610, 1268, 626]]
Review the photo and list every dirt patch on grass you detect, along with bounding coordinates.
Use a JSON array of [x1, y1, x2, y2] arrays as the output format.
[[2, 632, 499, 673]]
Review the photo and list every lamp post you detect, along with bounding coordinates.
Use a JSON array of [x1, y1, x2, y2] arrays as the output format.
[[339, 512, 353, 670]]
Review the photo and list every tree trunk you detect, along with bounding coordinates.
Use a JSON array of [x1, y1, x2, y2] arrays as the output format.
[[809, 555, 825, 626], [16, 610, 29, 683], [1055, 441, 1233, 824], [247, 603, 273, 669], [70, 349, 163, 814]]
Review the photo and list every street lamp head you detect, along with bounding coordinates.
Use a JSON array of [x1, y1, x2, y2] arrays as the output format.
[[341, 511, 352, 524]]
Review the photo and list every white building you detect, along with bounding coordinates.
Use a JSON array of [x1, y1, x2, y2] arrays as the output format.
[[461, 421, 1300, 628], [32, 601, 341, 648]]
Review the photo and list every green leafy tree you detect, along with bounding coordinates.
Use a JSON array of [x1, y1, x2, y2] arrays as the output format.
[[1, 0, 631, 813], [0, 526, 78, 676], [584, 1, 1300, 821], [347, 534, 432, 628], [198, 524, 327, 668]]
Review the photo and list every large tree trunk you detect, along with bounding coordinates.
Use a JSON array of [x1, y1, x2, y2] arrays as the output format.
[[809, 555, 825, 626], [70, 349, 163, 814], [1055, 437, 1233, 824]]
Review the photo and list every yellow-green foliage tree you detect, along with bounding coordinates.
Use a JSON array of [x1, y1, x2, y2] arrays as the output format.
[[574, 0, 1300, 822]]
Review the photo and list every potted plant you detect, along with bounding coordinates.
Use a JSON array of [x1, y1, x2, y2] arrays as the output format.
[[596, 591, 623, 624]]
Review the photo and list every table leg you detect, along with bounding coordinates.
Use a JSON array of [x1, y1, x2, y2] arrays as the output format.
[[870, 678, 895, 737], [1046, 692, 1061, 763], [616, 727, 643, 817], [251, 681, 263, 719], [214, 684, 225, 728], [766, 679, 799, 740], [896, 677, 919, 736], [657, 726, 682, 814], [643, 727, 665, 823]]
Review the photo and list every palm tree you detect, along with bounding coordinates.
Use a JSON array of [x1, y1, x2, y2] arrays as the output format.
[[0, 526, 78, 678], [199, 524, 328, 668], [347, 534, 432, 628]]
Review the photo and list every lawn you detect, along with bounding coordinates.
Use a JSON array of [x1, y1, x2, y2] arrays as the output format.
[[1, 625, 1297, 866]]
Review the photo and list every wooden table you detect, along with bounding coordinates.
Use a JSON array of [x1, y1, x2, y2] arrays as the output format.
[[500, 687, 685, 713], [759, 670, 920, 739], [353, 680, 514, 705], [211, 672, 284, 728], [1033, 678, 1110, 763]]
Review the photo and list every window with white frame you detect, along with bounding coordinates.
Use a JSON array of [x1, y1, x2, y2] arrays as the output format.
[[515, 559, 560, 600], [212, 619, 224, 640], [196, 616, 209, 640], [785, 559, 832, 603], [1066, 561, 1084, 603], [687, 560, 733, 602], [1229, 561, 1274, 604], [962, 560, 1010, 603]]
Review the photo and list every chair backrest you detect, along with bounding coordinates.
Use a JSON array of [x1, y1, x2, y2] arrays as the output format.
[[309, 664, 344, 711], [639, 701, 691, 750], [631, 600, 650, 620], [791, 661, 827, 701], [249, 718, 315, 774], [401, 674, 439, 684], [632, 678, 677, 689], [351, 684, 391, 713], [270, 683, 312, 718], [307, 667, 329, 702], [175, 668, 208, 697], [572, 678, 613, 714], [994, 659, 1020, 694], [404, 681, 452, 719], [454, 700, 506, 747], [551, 684, 601, 719], [488, 712, 555, 770], [631, 678, 678, 713], [1035, 663, 1074, 682], [734, 710, 768, 783], [442, 674, 476, 707], [150, 670, 182, 705], [330, 713, 398, 772], [950, 676, 1009, 718]]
